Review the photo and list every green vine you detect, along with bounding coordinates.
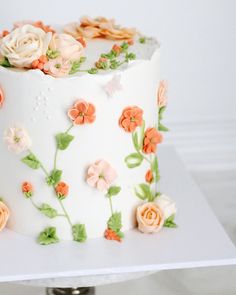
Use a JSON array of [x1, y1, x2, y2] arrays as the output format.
[[69, 41, 136, 75], [21, 123, 87, 244]]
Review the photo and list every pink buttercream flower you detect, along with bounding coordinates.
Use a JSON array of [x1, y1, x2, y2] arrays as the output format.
[[87, 160, 117, 191], [4, 127, 32, 154], [49, 33, 84, 61], [43, 57, 70, 77], [103, 75, 122, 98], [157, 80, 168, 108]]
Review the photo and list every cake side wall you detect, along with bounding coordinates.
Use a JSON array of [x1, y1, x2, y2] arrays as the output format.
[[0, 50, 160, 240]]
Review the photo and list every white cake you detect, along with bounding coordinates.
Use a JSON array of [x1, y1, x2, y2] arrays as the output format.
[[0, 17, 177, 244]]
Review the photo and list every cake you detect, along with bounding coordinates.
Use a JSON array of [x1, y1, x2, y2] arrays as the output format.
[[0, 17, 177, 244]]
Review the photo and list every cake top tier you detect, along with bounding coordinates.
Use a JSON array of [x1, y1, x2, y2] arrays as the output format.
[[0, 17, 159, 78]]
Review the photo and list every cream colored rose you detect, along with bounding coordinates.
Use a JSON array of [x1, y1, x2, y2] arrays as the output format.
[[49, 33, 84, 61], [0, 24, 52, 68], [137, 202, 164, 234], [156, 194, 177, 219], [0, 201, 10, 232]]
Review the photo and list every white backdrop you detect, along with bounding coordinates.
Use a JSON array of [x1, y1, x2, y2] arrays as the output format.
[[1, 0, 236, 170]]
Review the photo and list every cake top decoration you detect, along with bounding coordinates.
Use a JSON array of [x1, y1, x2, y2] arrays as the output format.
[[0, 17, 158, 78]]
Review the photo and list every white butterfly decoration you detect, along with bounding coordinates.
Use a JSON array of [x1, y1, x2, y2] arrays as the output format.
[[103, 75, 123, 98]]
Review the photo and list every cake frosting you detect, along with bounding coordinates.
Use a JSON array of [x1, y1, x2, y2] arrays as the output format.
[[0, 17, 177, 244]]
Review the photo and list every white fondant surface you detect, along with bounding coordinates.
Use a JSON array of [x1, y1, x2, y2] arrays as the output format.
[[0, 40, 160, 240]]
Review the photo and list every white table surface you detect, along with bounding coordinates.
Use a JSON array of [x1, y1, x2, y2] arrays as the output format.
[[0, 146, 235, 285]]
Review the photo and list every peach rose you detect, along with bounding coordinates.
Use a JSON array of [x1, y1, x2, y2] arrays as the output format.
[[137, 202, 164, 234], [0, 201, 10, 232], [0, 85, 4, 108], [49, 33, 84, 62], [157, 80, 168, 108]]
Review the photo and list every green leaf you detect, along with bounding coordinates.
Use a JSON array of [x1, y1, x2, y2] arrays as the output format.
[[37, 227, 59, 245], [0, 57, 12, 67], [164, 214, 177, 228], [120, 41, 129, 52], [21, 153, 41, 170], [139, 120, 145, 150], [151, 156, 160, 182], [139, 37, 146, 44], [107, 212, 122, 232], [56, 133, 74, 150], [134, 183, 154, 201], [46, 49, 60, 59], [46, 169, 62, 186], [110, 59, 120, 69], [39, 203, 58, 218], [125, 52, 136, 61], [158, 122, 169, 132], [88, 68, 98, 74], [72, 224, 87, 242], [132, 132, 140, 152], [125, 153, 143, 168], [158, 106, 166, 120], [79, 56, 86, 63], [107, 186, 121, 197]]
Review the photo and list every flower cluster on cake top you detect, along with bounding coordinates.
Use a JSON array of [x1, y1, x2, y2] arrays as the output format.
[[0, 17, 143, 78]]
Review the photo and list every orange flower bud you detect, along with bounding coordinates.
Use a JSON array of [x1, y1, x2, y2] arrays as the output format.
[[104, 228, 121, 242], [21, 182, 33, 198], [145, 169, 153, 183], [55, 181, 69, 199]]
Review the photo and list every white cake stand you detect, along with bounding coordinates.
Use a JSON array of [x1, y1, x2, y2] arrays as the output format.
[[1, 146, 235, 295]]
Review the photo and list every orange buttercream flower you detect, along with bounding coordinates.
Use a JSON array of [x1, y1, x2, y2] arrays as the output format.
[[68, 99, 96, 125], [145, 169, 153, 183], [55, 182, 69, 199], [143, 128, 163, 154], [77, 37, 87, 48], [21, 181, 34, 198], [104, 228, 121, 242], [33, 21, 55, 33], [1, 30, 9, 37], [64, 16, 136, 41], [31, 55, 48, 70], [0, 86, 4, 108], [119, 106, 143, 132]]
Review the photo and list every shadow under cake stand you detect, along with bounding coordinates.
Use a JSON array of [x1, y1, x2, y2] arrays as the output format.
[[0, 146, 235, 294]]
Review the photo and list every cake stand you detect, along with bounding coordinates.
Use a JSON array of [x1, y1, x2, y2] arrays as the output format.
[[0, 146, 235, 295]]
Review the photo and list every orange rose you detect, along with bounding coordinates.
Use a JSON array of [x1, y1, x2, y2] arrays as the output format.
[[137, 202, 164, 234], [143, 127, 163, 154], [145, 169, 153, 183], [119, 106, 143, 133], [0, 86, 4, 108], [68, 99, 96, 125], [55, 182, 69, 199], [0, 201, 10, 232], [21, 181, 34, 198]]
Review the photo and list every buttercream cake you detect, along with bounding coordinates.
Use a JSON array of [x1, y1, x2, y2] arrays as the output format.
[[0, 17, 177, 244]]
